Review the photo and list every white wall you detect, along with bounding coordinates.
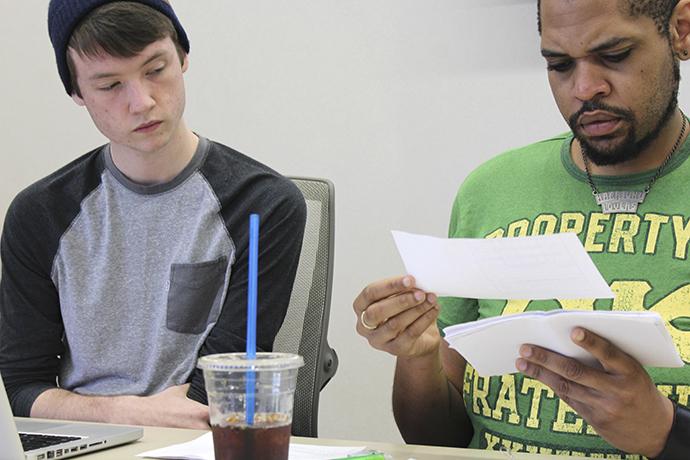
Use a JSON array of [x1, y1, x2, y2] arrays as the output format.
[[3, 0, 688, 444]]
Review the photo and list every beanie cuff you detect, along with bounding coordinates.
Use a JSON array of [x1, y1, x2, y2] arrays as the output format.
[[48, 0, 190, 95]]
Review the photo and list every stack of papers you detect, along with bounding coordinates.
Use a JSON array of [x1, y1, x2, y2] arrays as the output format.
[[443, 310, 684, 376], [392, 230, 683, 376]]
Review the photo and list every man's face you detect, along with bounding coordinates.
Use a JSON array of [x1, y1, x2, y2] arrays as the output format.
[[540, 0, 679, 166], [70, 37, 189, 156]]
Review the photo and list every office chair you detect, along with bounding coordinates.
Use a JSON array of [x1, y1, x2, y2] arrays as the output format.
[[273, 177, 338, 437]]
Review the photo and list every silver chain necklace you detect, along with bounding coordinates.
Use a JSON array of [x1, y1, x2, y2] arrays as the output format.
[[581, 113, 687, 214]]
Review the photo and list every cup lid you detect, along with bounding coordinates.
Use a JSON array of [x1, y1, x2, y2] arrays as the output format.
[[197, 352, 304, 372]]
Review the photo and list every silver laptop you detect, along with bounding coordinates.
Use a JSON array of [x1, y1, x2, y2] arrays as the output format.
[[1, 374, 143, 460]]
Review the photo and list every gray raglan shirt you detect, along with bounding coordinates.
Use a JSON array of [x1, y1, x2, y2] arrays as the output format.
[[0, 137, 306, 415]]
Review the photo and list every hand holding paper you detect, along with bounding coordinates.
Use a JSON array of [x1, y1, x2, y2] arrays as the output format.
[[443, 310, 683, 377], [516, 326, 677, 458], [392, 230, 682, 376], [374, 230, 684, 455], [353, 275, 442, 359]]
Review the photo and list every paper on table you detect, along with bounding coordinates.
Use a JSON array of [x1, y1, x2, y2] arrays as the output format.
[[392, 231, 614, 300], [137, 432, 368, 460], [443, 310, 684, 377]]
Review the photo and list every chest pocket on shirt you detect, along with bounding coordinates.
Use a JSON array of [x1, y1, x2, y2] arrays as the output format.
[[166, 256, 227, 334]]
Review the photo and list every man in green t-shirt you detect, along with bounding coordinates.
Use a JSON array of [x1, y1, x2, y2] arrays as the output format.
[[354, 1, 690, 458]]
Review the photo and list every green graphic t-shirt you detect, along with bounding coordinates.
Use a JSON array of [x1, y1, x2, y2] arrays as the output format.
[[438, 132, 690, 459]]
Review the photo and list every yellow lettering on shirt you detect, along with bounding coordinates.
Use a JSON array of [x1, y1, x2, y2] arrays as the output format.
[[472, 368, 493, 417], [552, 399, 585, 434], [486, 228, 505, 239], [508, 219, 530, 237], [560, 299, 595, 311], [584, 213, 610, 252], [487, 211, 690, 259], [502, 300, 530, 316], [609, 281, 651, 312], [492, 375, 521, 425], [559, 212, 586, 234], [658, 385, 674, 399], [531, 214, 558, 236], [519, 377, 554, 429], [463, 364, 473, 396], [644, 214, 670, 254], [649, 284, 690, 362], [672, 215, 690, 259], [609, 214, 640, 253], [675, 385, 690, 406], [484, 432, 501, 450]]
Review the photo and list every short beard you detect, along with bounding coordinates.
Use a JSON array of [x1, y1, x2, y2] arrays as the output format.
[[569, 60, 680, 167]]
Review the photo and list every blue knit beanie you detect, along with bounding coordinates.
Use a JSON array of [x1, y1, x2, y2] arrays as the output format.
[[48, 0, 190, 95]]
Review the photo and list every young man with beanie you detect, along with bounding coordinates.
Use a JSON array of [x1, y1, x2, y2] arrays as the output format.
[[0, 0, 306, 428], [354, 0, 690, 458]]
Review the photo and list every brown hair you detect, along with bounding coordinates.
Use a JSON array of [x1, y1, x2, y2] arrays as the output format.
[[66, 2, 186, 97]]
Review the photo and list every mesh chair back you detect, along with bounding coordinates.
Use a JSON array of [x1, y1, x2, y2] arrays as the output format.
[[273, 177, 338, 437]]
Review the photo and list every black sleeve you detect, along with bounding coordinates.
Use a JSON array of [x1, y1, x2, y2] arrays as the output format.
[[0, 149, 103, 416], [0, 193, 65, 416], [653, 402, 690, 460], [187, 170, 306, 404]]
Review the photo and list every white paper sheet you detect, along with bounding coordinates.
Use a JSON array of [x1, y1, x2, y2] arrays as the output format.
[[137, 432, 367, 460], [443, 310, 684, 376], [392, 231, 614, 300]]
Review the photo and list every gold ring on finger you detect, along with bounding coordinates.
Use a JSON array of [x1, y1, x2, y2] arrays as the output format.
[[360, 310, 378, 330]]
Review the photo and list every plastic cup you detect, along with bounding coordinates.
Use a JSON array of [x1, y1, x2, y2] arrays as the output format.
[[198, 352, 304, 460]]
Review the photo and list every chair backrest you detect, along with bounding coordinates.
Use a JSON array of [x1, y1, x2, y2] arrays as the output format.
[[273, 177, 338, 437]]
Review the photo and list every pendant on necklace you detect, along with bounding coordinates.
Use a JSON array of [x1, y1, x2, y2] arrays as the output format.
[[595, 190, 647, 214]]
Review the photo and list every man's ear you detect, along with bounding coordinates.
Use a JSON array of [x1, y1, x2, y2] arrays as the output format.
[[671, 0, 690, 60], [71, 92, 86, 107], [181, 53, 189, 73]]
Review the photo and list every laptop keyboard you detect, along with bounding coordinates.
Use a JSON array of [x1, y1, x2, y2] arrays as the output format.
[[19, 432, 82, 451]]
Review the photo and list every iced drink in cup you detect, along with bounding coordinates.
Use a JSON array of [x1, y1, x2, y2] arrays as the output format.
[[198, 352, 304, 460]]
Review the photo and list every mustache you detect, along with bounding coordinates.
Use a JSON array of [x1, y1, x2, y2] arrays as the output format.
[[568, 101, 634, 129]]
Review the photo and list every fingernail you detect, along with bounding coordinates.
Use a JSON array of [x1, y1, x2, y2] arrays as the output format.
[[427, 293, 437, 303], [414, 291, 424, 301], [516, 359, 527, 371], [572, 328, 585, 342], [519, 345, 532, 358], [402, 277, 412, 288]]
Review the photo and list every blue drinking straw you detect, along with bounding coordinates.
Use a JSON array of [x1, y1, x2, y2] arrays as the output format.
[[246, 213, 259, 426]]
